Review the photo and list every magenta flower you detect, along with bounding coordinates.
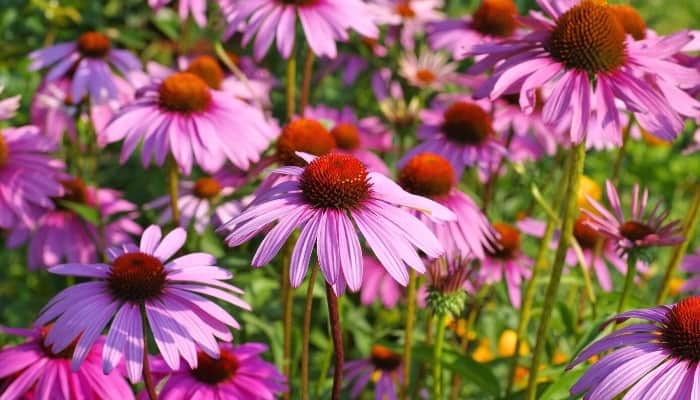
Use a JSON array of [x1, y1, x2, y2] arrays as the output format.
[[36, 225, 251, 383], [0, 326, 134, 400], [29, 31, 141, 103], [305, 105, 392, 175], [400, 95, 505, 177], [583, 181, 684, 252], [0, 85, 20, 121], [482, 223, 533, 308], [7, 179, 141, 269], [466, 0, 700, 143], [398, 152, 496, 259], [345, 345, 402, 399], [102, 69, 276, 174], [223, 0, 379, 60], [398, 51, 457, 90], [680, 249, 700, 294], [368, 0, 444, 50], [361, 256, 403, 309], [149, 0, 211, 27], [0, 125, 65, 230], [147, 342, 287, 399], [222, 152, 455, 294], [568, 296, 700, 399]]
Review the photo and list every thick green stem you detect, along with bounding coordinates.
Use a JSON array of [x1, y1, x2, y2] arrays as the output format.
[[168, 158, 180, 227], [286, 57, 297, 120], [433, 313, 449, 400], [281, 241, 294, 400], [657, 184, 700, 304], [617, 254, 637, 315], [400, 269, 418, 400], [326, 283, 344, 400], [525, 142, 586, 400], [140, 304, 157, 400], [300, 50, 315, 115], [449, 294, 483, 400], [300, 267, 318, 400]]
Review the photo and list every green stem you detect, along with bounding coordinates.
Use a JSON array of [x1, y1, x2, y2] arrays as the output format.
[[140, 304, 157, 400], [657, 184, 700, 304], [325, 283, 344, 400], [400, 269, 418, 400], [617, 253, 637, 315], [433, 313, 449, 400], [301, 267, 318, 400], [525, 142, 586, 400], [286, 57, 297, 120], [300, 50, 315, 115], [281, 241, 294, 400], [168, 158, 180, 227], [449, 294, 483, 400]]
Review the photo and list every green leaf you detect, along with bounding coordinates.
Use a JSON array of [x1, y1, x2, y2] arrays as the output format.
[[538, 368, 584, 400], [56, 200, 100, 225]]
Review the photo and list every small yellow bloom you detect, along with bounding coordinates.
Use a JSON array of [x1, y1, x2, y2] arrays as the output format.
[[669, 277, 685, 297], [498, 330, 529, 357], [552, 350, 568, 365], [472, 338, 494, 363], [578, 175, 602, 212]]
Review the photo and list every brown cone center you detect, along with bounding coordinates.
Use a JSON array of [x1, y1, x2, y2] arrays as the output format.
[[193, 177, 222, 199], [574, 215, 600, 249], [0, 134, 8, 167], [300, 154, 371, 210], [399, 153, 455, 198], [330, 123, 361, 151], [186, 56, 225, 90], [191, 350, 240, 384], [610, 4, 647, 40], [619, 221, 654, 242], [395, 2, 416, 18], [441, 101, 494, 145], [488, 223, 521, 259], [108, 252, 167, 303], [276, 118, 336, 166], [77, 32, 111, 58], [158, 72, 212, 114], [661, 297, 700, 362], [472, 0, 519, 38], [370, 345, 402, 372]]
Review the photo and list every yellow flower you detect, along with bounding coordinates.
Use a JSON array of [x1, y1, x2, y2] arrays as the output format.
[[552, 350, 568, 365], [498, 329, 529, 357], [473, 338, 494, 363], [669, 277, 685, 297], [578, 175, 602, 212]]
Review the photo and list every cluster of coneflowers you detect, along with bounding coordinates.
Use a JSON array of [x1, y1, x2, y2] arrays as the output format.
[[0, 0, 699, 399]]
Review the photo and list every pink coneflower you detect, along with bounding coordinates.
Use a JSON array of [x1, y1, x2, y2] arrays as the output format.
[[222, 152, 454, 293], [400, 95, 505, 176], [368, 0, 444, 50], [398, 153, 496, 259], [583, 181, 684, 253], [7, 178, 141, 269], [428, 0, 520, 58], [0, 85, 20, 120], [680, 249, 700, 294], [0, 125, 65, 230], [466, 0, 700, 143], [29, 31, 141, 103], [149, 0, 210, 27], [361, 256, 403, 308], [223, 0, 379, 60], [305, 105, 392, 175], [482, 223, 533, 308], [101, 68, 276, 174], [147, 342, 287, 399], [0, 326, 134, 400], [492, 92, 558, 157], [568, 296, 700, 398], [36, 224, 251, 383], [345, 345, 402, 399], [398, 51, 457, 90]]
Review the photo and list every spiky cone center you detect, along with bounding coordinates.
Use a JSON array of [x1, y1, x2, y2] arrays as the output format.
[[610, 4, 647, 40], [619, 220, 655, 242], [574, 215, 600, 249], [370, 345, 402, 372], [547, 0, 627, 74], [441, 101, 494, 145], [472, 0, 519, 37], [415, 68, 438, 85], [39, 325, 77, 359], [427, 289, 468, 317], [300, 154, 371, 209], [77, 32, 111, 58], [395, 1, 416, 18], [158, 72, 212, 114], [108, 252, 167, 303], [330, 123, 361, 151], [276, 118, 336, 166], [186, 55, 225, 90], [399, 153, 455, 198], [193, 177, 223, 199], [487, 223, 521, 259], [57, 178, 90, 206], [0, 134, 8, 167], [661, 297, 700, 362], [191, 350, 240, 384]]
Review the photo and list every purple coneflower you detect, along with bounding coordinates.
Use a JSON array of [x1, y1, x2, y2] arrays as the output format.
[[29, 31, 141, 103], [361, 256, 403, 309], [149, 0, 210, 27], [398, 153, 496, 259], [147, 342, 287, 399], [0, 326, 134, 400], [101, 68, 276, 174], [482, 223, 533, 308], [583, 181, 684, 253], [398, 51, 457, 90], [466, 0, 700, 143], [7, 178, 141, 269], [223, 0, 379, 60], [36, 224, 251, 382], [400, 95, 505, 176], [0, 125, 64, 230], [568, 296, 700, 399], [345, 345, 403, 399], [222, 152, 454, 294], [0, 85, 20, 120], [368, 0, 444, 50]]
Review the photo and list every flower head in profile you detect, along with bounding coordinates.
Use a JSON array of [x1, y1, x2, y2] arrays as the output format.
[[222, 152, 455, 294], [7, 178, 141, 269], [0, 85, 20, 120], [29, 31, 141, 103], [361, 256, 403, 309], [482, 222, 534, 308], [36, 225, 251, 383], [223, 0, 379, 60], [425, 256, 476, 316], [568, 296, 700, 399], [345, 345, 403, 399], [147, 342, 287, 399], [0, 125, 65, 230], [583, 180, 684, 254], [398, 153, 496, 259], [102, 67, 276, 174], [466, 0, 700, 143], [0, 326, 134, 400], [399, 51, 457, 90]]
